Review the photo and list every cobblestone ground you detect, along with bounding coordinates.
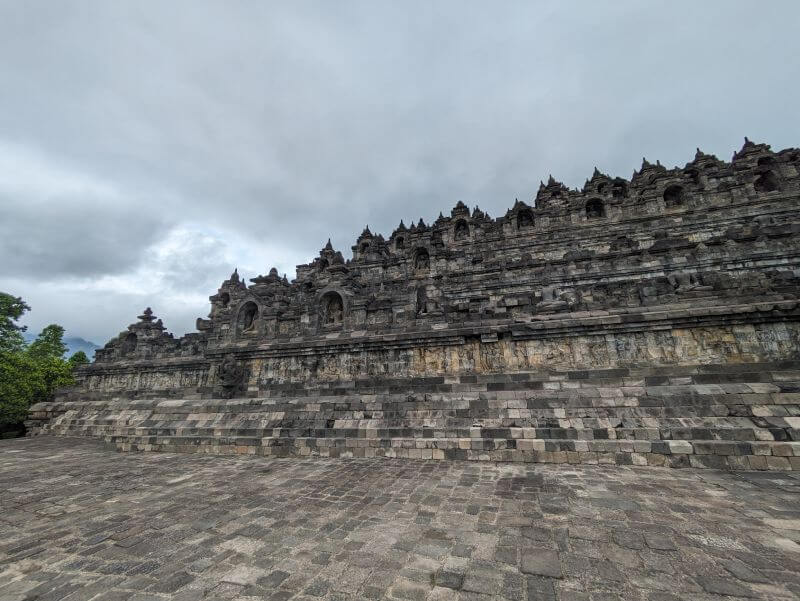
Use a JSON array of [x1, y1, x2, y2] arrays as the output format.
[[1, 438, 799, 601]]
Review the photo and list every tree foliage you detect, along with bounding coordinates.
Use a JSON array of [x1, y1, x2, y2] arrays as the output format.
[[68, 351, 90, 367], [0, 293, 29, 353], [0, 292, 85, 429]]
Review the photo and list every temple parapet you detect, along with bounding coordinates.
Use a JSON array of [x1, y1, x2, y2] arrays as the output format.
[[95, 307, 206, 363], [80, 139, 799, 373]]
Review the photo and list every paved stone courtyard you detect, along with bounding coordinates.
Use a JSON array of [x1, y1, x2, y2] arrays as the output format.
[[1, 437, 799, 601]]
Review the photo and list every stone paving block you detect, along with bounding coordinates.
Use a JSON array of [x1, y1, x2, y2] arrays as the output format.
[[426, 587, 459, 600], [434, 567, 464, 590], [696, 575, 755, 597], [525, 575, 557, 600], [389, 577, 430, 600], [146, 571, 194, 594], [722, 559, 770, 584], [461, 570, 501, 595], [303, 578, 330, 596], [612, 529, 644, 550], [92, 592, 135, 601], [520, 549, 562, 579], [256, 569, 290, 588], [643, 533, 677, 551], [220, 566, 267, 586]]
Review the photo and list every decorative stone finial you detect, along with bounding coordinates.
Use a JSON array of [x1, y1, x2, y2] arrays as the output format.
[[451, 200, 470, 217]]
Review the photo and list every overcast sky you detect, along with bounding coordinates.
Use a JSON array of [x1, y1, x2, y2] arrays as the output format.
[[1, 1, 799, 344]]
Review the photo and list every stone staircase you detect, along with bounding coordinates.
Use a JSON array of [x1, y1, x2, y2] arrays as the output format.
[[27, 361, 800, 470]]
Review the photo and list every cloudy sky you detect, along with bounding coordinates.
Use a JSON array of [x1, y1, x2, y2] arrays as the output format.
[[1, 1, 799, 345]]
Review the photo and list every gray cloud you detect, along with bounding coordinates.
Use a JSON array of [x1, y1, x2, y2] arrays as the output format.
[[1, 0, 799, 343]]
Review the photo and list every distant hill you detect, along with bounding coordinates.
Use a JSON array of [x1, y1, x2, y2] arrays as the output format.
[[64, 337, 101, 360], [23, 333, 100, 361]]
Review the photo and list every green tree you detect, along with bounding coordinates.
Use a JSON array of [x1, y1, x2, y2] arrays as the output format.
[[0, 351, 37, 428], [0, 293, 34, 429], [68, 350, 90, 367], [28, 324, 68, 361], [0, 294, 80, 431], [0, 292, 29, 352]]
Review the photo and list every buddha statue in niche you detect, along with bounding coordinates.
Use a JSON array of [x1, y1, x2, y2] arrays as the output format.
[[324, 294, 344, 325], [668, 271, 712, 294], [414, 249, 430, 270], [238, 303, 260, 335], [536, 285, 568, 313]]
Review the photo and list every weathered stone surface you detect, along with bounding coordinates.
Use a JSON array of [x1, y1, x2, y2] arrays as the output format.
[[24, 139, 800, 470], [3, 437, 800, 600], [520, 550, 562, 578]]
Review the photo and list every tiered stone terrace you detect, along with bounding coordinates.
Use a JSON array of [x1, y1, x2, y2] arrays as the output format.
[[31, 362, 800, 470], [27, 139, 800, 469]]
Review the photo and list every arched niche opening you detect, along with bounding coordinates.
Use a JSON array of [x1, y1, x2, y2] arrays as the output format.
[[597, 182, 607, 195], [414, 248, 430, 270], [415, 286, 428, 315], [454, 219, 469, 241], [685, 169, 700, 185], [585, 198, 605, 219], [121, 332, 137, 355], [237, 301, 259, 335], [318, 258, 329, 271], [663, 185, 684, 208], [612, 180, 627, 198], [395, 236, 405, 250], [219, 292, 230, 308], [754, 171, 780, 193], [517, 209, 534, 229], [360, 242, 370, 254], [321, 291, 344, 326]]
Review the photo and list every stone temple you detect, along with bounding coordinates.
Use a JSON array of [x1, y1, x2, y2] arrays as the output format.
[[27, 139, 800, 471]]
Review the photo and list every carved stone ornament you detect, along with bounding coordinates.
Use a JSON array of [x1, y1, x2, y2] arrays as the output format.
[[218, 354, 244, 399]]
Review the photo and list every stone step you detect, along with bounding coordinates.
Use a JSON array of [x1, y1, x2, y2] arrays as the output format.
[[41, 418, 799, 441], [96, 433, 800, 471], [29, 362, 800, 471], [40, 390, 800, 416], [37, 404, 800, 427]]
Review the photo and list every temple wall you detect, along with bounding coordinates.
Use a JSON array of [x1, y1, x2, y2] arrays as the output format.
[[72, 318, 800, 395], [27, 139, 800, 470]]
